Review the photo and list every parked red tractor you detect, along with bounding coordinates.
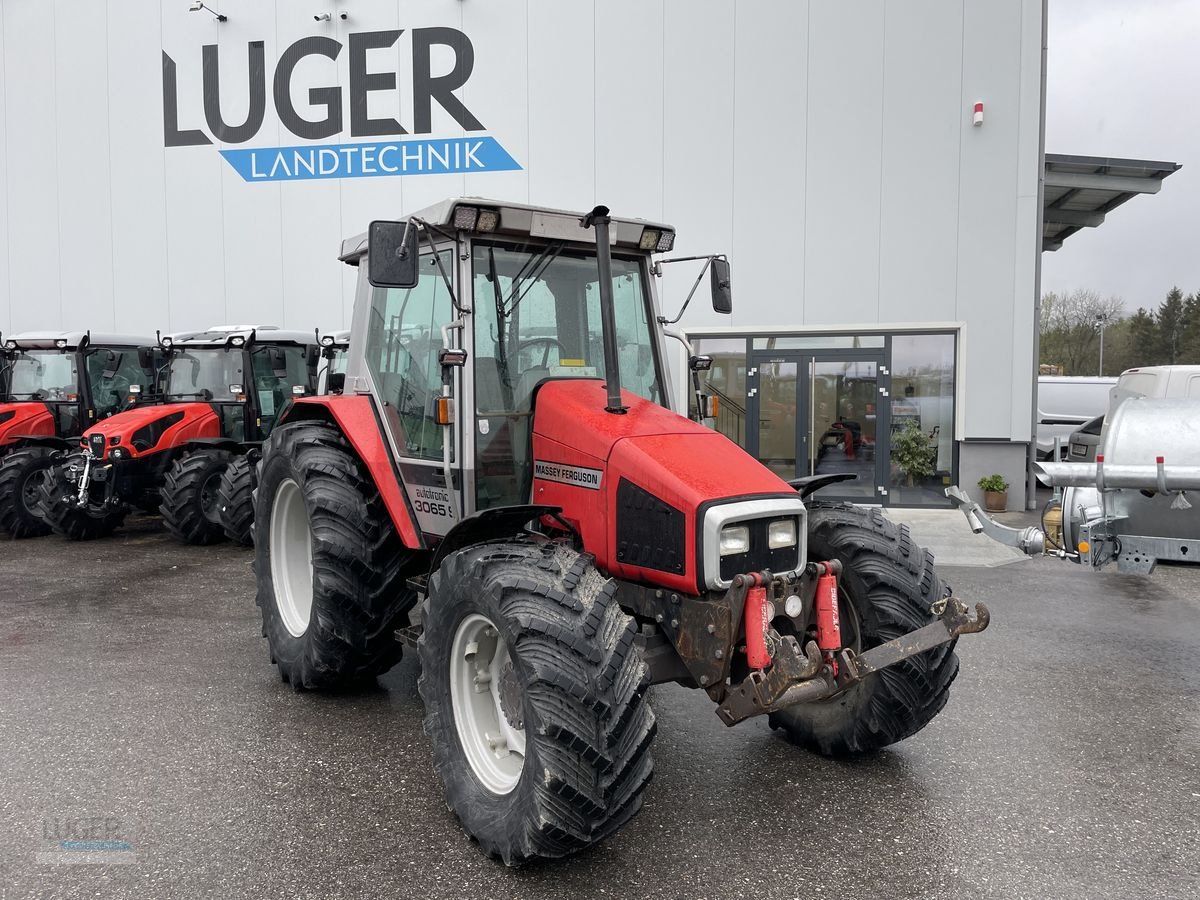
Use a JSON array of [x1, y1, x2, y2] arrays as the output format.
[[40, 326, 320, 542], [0, 331, 159, 538], [252, 200, 989, 864], [218, 329, 350, 546]]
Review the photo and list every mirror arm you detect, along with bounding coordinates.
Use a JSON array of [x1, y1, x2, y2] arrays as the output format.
[[658, 256, 715, 326], [660, 327, 707, 422], [416, 219, 468, 314]]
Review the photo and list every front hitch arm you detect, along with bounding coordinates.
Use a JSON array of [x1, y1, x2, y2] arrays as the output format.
[[715, 595, 989, 726]]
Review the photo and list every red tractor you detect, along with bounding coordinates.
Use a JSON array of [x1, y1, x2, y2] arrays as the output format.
[[217, 329, 350, 546], [0, 330, 160, 538], [251, 200, 989, 864], [40, 327, 320, 542]]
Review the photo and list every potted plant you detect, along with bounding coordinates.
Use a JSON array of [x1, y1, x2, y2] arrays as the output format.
[[977, 474, 1009, 512], [891, 421, 935, 488]]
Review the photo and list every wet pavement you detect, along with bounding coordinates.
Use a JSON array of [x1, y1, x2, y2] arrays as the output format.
[[1, 515, 1198, 899]]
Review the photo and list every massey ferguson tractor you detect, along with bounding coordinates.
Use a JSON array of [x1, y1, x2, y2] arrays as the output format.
[[40, 326, 320, 542], [218, 329, 350, 546], [0, 330, 159, 538], [251, 199, 989, 864]]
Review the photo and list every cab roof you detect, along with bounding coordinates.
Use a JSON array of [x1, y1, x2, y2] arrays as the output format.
[[4, 330, 157, 351], [167, 326, 317, 348], [339, 197, 676, 264]]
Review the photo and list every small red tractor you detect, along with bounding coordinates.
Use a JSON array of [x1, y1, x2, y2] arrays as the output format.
[[218, 329, 350, 546], [252, 200, 989, 864], [0, 330, 160, 538], [40, 326, 320, 542]]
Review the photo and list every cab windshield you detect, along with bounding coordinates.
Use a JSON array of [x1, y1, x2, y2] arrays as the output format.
[[471, 240, 663, 506], [165, 349, 245, 402], [1, 350, 80, 401]]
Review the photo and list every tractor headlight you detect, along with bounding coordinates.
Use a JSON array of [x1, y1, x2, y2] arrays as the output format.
[[768, 519, 798, 550], [230, 335, 246, 347], [639, 228, 660, 251], [55, 339, 69, 349], [4, 339, 17, 350], [110, 447, 125, 460], [719, 525, 750, 557]]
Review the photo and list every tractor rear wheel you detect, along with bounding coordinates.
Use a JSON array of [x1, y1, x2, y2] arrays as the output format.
[[418, 542, 656, 865], [0, 447, 56, 538], [159, 449, 234, 545], [254, 422, 416, 689], [217, 454, 255, 546], [38, 464, 126, 541], [769, 503, 959, 755]]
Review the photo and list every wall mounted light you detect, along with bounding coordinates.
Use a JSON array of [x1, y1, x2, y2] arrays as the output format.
[[189, 2, 227, 22]]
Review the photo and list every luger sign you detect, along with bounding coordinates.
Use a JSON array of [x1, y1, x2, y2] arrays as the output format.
[[162, 27, 521, 183]]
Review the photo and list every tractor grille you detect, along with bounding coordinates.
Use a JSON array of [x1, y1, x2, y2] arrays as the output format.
[[88, 434, 106, 458]]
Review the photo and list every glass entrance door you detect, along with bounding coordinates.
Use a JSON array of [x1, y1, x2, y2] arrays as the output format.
[[748, 352, 890, 502]]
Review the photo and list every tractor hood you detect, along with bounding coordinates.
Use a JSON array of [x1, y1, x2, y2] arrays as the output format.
[[531, 380, 806, 594], [0, 401, 55, 447], [82, 402, 219, 459]]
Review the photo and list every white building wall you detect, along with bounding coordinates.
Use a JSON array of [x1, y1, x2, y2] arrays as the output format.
[[0, 0, 1044, 443]]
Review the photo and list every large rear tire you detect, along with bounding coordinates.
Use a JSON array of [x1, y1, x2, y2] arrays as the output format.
[[38, 464, 126, 541], [217, 454, 255, 546], [769, 503, 959, 755], [0, 447, 56, 538], [255, 422, 416, 690], [159, 449, 233, 545], [418, 541, 656, 865]]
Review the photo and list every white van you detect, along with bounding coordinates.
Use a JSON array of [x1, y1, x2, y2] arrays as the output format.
[[1036, 376, 1117, 459], [1110, 365, 1200, 409]]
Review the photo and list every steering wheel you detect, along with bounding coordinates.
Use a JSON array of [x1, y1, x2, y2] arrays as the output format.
[[516, 337, 567, 369]]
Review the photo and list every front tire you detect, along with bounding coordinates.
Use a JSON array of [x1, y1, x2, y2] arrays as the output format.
[[217, 454, 256, 546], [255, 422, 416, 690], [159, 449, 233, 545], [39, 463, 126, 541], [769, 503, 959, 755], [0, 447, 56, 538], [418, 542, 656, 865]]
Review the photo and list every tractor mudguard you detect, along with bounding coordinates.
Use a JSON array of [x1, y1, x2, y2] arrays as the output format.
[[4, 435, 74, 452], [279, 395, 425, 550], [179, 437, 244, 454], [425, 505, 573, 578]]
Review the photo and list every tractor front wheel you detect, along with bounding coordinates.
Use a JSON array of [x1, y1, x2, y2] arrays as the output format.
[[254, 422, 416, 689], [217, 454, 256, 546], [159, 449, 234, 545], [38, 464, 126, 541], [418, 542, 656, 865], [769, 503, 959, 755], [0, 447, 56, 538]]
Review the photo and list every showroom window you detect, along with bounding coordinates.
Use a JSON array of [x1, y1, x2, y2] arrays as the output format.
[[888, 333, 956, 505]]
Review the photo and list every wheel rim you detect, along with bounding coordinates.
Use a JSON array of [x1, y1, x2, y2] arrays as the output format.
[[22, 468, 45, 509], [449, 613, 526, 795], [200, 471, 223, 523], [271, 478, 314, 638]]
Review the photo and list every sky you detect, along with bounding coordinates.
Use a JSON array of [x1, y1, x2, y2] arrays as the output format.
[[1041, 0, 1200, 313]]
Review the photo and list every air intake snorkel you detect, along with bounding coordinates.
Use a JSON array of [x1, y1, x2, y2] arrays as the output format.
[[580, 205, 626, 414]]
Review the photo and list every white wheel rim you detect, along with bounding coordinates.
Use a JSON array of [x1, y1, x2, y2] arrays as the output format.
[[449, 613, 526, 795], [271, 478, 314, 638]]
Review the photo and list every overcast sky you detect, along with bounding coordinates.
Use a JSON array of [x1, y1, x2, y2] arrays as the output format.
[[1041, 0, 1200, 313]]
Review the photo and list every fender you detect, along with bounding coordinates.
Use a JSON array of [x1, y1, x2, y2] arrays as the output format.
[[4, 435, 74, 451], [0, 402, 55, 447], [426, 505, 571, 578], [281, 395, 425, 550], [179, 437, 245, 454]]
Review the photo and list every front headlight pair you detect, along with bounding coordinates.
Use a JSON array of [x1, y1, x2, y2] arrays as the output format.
[[719, 518, 798, 556]]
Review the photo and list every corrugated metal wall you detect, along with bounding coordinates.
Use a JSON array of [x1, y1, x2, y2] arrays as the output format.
[[0, 0, 1043, 440]]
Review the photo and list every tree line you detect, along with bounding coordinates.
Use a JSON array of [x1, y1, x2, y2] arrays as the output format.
[[1039, 287, 1200, 376]]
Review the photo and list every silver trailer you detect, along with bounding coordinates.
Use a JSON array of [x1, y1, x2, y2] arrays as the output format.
[[948, 397, 1200, 575]]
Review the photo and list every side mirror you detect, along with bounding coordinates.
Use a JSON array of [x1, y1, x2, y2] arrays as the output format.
[[268, 347, 288, 377], [306, 346, 320, 369], [327, 372, 345, 394], [368, 220, 420, 289], [710, 258, 732, 314], [137, 348, 154, 370]]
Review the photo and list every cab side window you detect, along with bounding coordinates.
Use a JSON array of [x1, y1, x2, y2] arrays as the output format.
[[250, 346, 310, 435], [364, 250, 454, 460]]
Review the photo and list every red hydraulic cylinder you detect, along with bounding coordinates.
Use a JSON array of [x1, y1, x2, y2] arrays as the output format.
[[815, 563, 842, 652], [744, 584, 772, 669]]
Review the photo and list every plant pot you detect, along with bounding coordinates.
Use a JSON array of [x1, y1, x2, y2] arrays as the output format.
[[984, 490, 1007, 512]]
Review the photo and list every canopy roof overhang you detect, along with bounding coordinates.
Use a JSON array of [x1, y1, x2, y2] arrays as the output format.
[[1043, 153, 1180, 251]]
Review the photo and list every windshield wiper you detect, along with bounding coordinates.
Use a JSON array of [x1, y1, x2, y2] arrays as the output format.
[[488, 247, 515, 400], [501, 242, 565, 317]]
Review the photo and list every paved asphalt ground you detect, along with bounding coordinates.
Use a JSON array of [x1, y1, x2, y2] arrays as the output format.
[[1, 513, 1198, 899]]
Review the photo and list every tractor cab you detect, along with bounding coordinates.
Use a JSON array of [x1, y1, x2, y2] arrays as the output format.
[[338, 200, 730, 537], [0, 331, 159, 452], [159, 327, 320, 442]]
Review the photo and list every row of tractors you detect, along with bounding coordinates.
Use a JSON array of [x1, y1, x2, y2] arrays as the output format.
[[0, 327, 348, 546]]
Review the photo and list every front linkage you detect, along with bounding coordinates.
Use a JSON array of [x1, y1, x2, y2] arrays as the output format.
[[622, 563, 989, 727]]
